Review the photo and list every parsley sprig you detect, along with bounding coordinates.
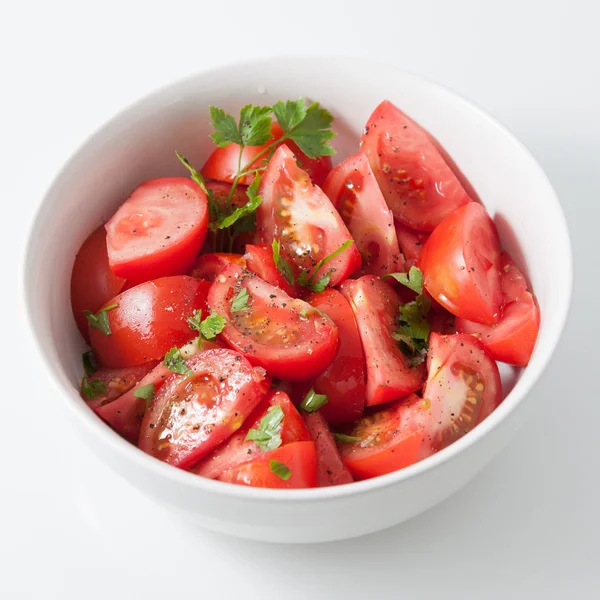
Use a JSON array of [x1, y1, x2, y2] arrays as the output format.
[[245, 405, 285, 452], [297, 240, 354, 292], [84, 304, 118, 336], [393, 293, 431, 366], [187, 309, 226, 348], [163, 347, 193, 377], [383, 265, 424, 294], [300, 388, 328, 413]]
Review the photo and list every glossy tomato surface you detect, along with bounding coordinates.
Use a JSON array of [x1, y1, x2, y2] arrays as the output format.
[[323, 151, 403, 277], [244, 244, 296, 297], [340, 276, 425, 406], [361, 100, 471, 231], [258, 145, 361, 288], [139, 349, 265, 469], [71, 226, 126, 341], [420, 202, 502, 325], [105, 178, 208, 283], [307, 289, 365, 424], [208, 264, 338, 381], [89, 276, 211, 368]]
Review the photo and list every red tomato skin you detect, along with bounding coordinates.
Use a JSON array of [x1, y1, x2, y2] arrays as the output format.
[[307, 289, 366, 425], [340, 394, 426, 480], [105, 178, 209, 283], [193, 390, 309, 479], [139, 349, 265, 469], [303, 411, 354, 486], [258, 144, 361, 288], [208, 265, 339, 381], [360, 100, 471, 231], [89, 276, 211, 368], [71, 226, 126, 342], [244, 244, 297, 297], [394, 221, 430, 268], [419, 203, 502, 325], [323, 152, 404, 277], [190, 253, 246, 282], [340, 276, 425, 406], [456, 252, 540, 365], [218, 441, 318, 489]]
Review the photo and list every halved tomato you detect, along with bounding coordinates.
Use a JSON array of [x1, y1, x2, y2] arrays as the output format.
[[71, 226, 126, 342], [394, 222, 430, 269], [244, 244, 296, 297], [303, 411, 354, 486], [208, 264, 338, 381], [323, 152, 403, 277], [340, 276, 425, 406], [258, 145, 361, 288], [202, 123, 332, 187], [420, 333, 502, 456], [307, 289, 365, 425], [105, 178, 209, 283], [89, 276, 211, 368], [218, 441, 318, 489], [339, 393, 426, 479], [456, 252, 540, 366], [361, 100, 471, 231], [419, 203, 502, 325], [139, 349, 266, 468], [193, 390, 309, 479], [190, 253, 246, 282]]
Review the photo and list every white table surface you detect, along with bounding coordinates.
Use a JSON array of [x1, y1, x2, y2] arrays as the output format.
[[2, 0, 599, 597]]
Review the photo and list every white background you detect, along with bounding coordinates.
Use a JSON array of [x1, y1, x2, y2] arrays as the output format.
[[2, 0, 599, 598]]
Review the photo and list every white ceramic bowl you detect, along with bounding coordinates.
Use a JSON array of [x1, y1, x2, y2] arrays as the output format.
[[23, 57, 572, 543]]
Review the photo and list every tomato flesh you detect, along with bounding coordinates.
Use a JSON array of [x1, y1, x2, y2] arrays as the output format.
[[307, 289, 365, 424], [419, 203, 502, 325], [218, 441, 318, 489], [193, 390, 309, 479], [361, 100, 471, 231], [71, 226, 126, 341], [303, 411, 354, 486], [339, 394, 426, 479], [89, 276, 211, 368], [139, 349, 265, 469], [258, 144, 361, 288], [244, 244, 296, 297], [105, 178, 208, 283], [190, 253, 246, 282], [456, 252, 540, 365], [394, 221, 430, 269], [208, 264, 339, 381], [340, 276, 425, 406], [323, 152, 404, 277]]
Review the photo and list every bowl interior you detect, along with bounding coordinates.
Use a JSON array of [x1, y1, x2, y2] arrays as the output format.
[[24, 57, 571, 496]]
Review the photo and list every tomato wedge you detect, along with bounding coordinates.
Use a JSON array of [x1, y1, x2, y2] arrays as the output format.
[[339, 394, 426, 479], [303, 411, 354, 486], [190, 253, 246, 282], [394, 222, 430, 269], [340, 276, 425, 406], [361, 100, 471, 231], [218, 441, 318, 489], [208, 264, 338, 381], [421, 333, 502, 456], [258, 144, 361, 288], [71, 226, 126, 342], [323, 152, 404, 277], [89, 276, 211, 368], [139, 349, 265, 468], [193, 390, 309, 479], [456, 252, 540, 366], [307, 289, 366, 425], [419, 203, 502, 325], [105, 178, 208, 283], [244, 244, 296, 297]]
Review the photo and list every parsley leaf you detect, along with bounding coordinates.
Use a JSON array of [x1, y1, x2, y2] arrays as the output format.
[[82, 351, 97, 376], [392, 294, 431, 365], [163, 347, 193, 377], [134, 383, 155, 409], [272, 239, 295, 287], [217, 174, 262, 230], [286, 102, 336, 158], [231, 288, 250, 312], [308, 271, 331, 293], [209, 106, 242, 147], [187, 309, 203, 334], [81, 377, 107, 400], [272, 99, 308, 133], [239, 104, 273, 146], [300, 388, 328, 413], [245, 405, 285, 452], [84, 304, 118, 336], [269, 459, 292, 480], [200, 312, 226, 340], [298, 240, 354, 292], [383, 266, 424, 294], [333, 433, 362, 444]]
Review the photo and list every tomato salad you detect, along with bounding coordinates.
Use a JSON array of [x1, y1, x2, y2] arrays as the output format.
[[72, 99, 540, 489]]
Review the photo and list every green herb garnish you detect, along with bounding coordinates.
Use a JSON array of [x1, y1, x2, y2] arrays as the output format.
[[81, 377, 107, 400], [134, 383, 155, 409], [231, 288, 250, 312], [297, 240, 353, 292], [245, 405, 285, 452], [272, 239, 295, 287], [82, 351, 97, 376], [163, 347, 193, 377], [392, 294, 431, 365], [383, 266, 424, 294], [269, 459, 292, 480], [300, 388, 328, 413], [333, 433, 362, 444], [84, 303, 118, 336], [187, 310, 226, 348]]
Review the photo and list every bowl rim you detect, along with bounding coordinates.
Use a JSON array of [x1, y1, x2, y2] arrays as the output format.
[[23, 55, 573, 502]]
